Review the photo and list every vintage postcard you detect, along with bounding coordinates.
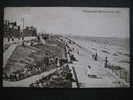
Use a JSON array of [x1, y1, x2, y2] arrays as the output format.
[[3, 7, 130, 88]]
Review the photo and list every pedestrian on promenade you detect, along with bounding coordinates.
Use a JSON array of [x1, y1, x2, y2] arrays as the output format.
[[12, 37, 14, 41], [37, 35, 40, 41], [77, 51, 79, 55], [104, 56, 108, 68], [94, 53, 98, 61], [22, 41, 25, 47], [22, 36, 24, 40], [88, 65, 91, 69]]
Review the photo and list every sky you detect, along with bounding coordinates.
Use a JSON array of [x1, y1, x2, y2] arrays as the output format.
[[4, 7, 129, 38]]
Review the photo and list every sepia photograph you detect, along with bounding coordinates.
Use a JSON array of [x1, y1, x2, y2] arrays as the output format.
[[3, 7, 130, 88]]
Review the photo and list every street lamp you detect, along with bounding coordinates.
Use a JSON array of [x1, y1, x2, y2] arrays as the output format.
[[20, 17, 24, 40], [21, 14, 28, 40]]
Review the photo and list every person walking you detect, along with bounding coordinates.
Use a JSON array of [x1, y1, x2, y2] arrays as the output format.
[[94, 53, 98, 61], [88, 65, 91, 69], [104, 56, 108, 68]]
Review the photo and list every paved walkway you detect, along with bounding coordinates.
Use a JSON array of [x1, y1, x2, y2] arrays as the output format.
[[3, 44, 18, 68], [3, 66, 63, 87], [4, 37, 36, 45], [65, 37, 129, 87]]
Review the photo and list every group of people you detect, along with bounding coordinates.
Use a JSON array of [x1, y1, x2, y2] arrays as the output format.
[[6, 33, 24, 42], [3, 61, 46, 81], [65, 41, 78, 64], [29, 64, 73, 88], [92, 52, 109, 68]]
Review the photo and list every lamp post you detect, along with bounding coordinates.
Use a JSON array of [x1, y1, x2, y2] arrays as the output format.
[[22, 17, 24, 40], [21, 15, 28, 40]]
